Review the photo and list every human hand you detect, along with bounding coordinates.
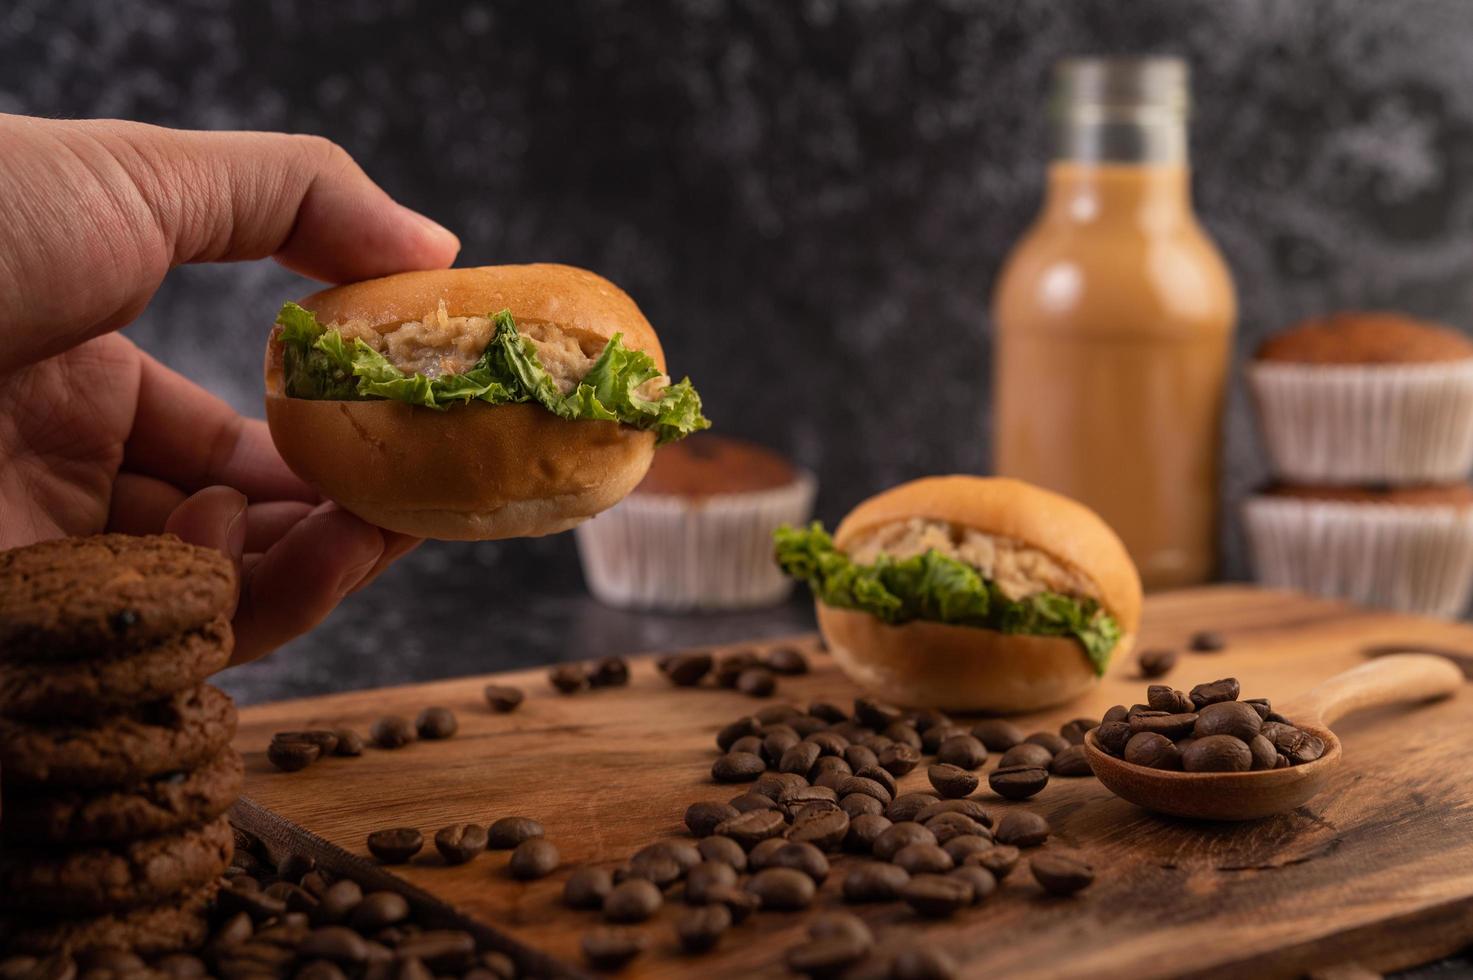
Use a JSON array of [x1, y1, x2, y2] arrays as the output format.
[[0, 114, 462, 663]]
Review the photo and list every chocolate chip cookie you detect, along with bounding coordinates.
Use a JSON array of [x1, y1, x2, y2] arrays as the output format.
[[0, 534, 235, 660], [3, 748, 243, 844], [0, 617, 232, 719], [0, 884, 214, 955], [0, 684, 237, 787], [0, 814, 233, 913]]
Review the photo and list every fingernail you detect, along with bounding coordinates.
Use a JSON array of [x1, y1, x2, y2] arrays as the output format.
[[226, 505, 247, 562], [335, 556, 381, 597], [404, 207, 460, 252]]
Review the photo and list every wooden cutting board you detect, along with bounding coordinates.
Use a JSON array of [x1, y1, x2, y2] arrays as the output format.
[[232, 586, 1473, 979]]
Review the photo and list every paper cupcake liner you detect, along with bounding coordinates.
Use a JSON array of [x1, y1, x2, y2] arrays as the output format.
[[574, 472, 818, 611], [1242, 495, 1473, 618], [1247, 360, 1473, 484]]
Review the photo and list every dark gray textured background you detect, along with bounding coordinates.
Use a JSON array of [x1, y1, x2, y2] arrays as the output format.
[[6, 0, 1473, 705]]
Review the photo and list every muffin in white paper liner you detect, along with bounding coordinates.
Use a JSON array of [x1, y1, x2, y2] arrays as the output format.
[[1248, 360, 1473, 485], [1243, 495, 1473, 618], [575, 472, 817, 611]]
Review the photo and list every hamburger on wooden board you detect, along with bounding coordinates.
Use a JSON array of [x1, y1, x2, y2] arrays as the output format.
[[265, 265, 709, 540], [776, 476, 1142, 712]]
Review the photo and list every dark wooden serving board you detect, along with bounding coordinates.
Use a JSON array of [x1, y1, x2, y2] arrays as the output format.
[[232, 587, 1473, 979]]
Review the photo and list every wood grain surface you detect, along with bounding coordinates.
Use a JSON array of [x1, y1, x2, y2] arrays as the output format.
[[233, 587, 1473, 979]]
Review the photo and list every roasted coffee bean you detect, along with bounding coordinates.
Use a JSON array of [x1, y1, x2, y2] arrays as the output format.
[[274, 730, 339, 755], [431, 824, 487, 865], [840, 860, 910, 902], [872, 821, 937, 861], [970, 719, 1025, 752], [213, 908, 255, 943], [685, 801, 741, 837], [1031, 853, 1095, 895], [785, 935, 870, 977], [369, 716, 416, 749], [747, 837, 788, 871], [806, 731, 851, 757], [662, 651, 714, 686], [907, 707, 950, 733], [835, 776, 891, 806], [730, 792, 782, 814], [715, 809, 786, 849], [697, 835, 748, 871], [763, 730, 802, 765], [934, 734, 988, 770], [1137, 648, 1178, 678], [789, 806, 850, 851], [779, 784, 839, 817], [267, 739, 320, 772], [618, 854, 682, 889], [1025, 732, 1071, 755], [853, 765, 897, 799], [1050, 744, 1093, 777], [1059, 718, 1096, 745], [942, 834, 994, 865], [1248, 734, 1279, 770], [745, 867, 816, 910], [950, 864, 998, 904], [791, 715, 831, 738], [915, 798, 992, 826], [892, 947, 959, 980], [988, 765, 1049, 800], [712, 751, 766, 783], [1127, 703, 1153, 718], [812, 755, 853, 783], [487, 816, 544, 849], [1102, 704, 1131, 724], [1182, 734, 1253, 772], [1146, 685, 1194, 714], [366, 828, 422, 864], [1190, 630, 1226, 652], [886, 793, 941, 823], [715, 652, 761, 688], [900, 873, 973, 918], [779, 741, 822, 777], [548, 663, 587, 694], [882, 723, 923, 752], [854, 697, 904, 729], [1094, 721, 1132, 756], [809, 700, 849, 724], [1129, 711, 1199, 739], [842, 745, 879, 772], [728, 735, 764, 756], [637, 840, 702, 874], [736, 666, 777, 698], [765, 646, 810, 676], [1194, 701, 1263, 741], [581, 928, 647, 970], [564, 867, 614, 909], [965, 844, 1021, 880], [603, 878, 662, 922], [753, 771, 808, 800], [994, 810, 1050, 847], [316, 879, 363, 924], [676, 903, 731, 954], [1123, 732, 1182, 770], [923, 812, 987, 845], [928, 764, 979, 799], [509, 838, 560, 879], [893, 842, 954, 875], [588, 656, 630, 688], [844, 813, 893, 853], [414, 707, 457, 740], [1189, 677, 1240, 708], [482, 685, 524, 712], [1243, 696, 1272, 718], [840, 793, 885, 820], [768, 841, 830, 883], [998, 743, 1054, 769], [915, 723, 960, 755], [860, 733, 895, 754], [684, 861, 738, 904], [350, 892, 409, 932], [397, 931, 475, 973]]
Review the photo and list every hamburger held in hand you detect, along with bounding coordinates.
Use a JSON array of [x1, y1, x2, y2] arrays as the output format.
[[265, 264, 709, 540], [776, 476, 1141, 712]]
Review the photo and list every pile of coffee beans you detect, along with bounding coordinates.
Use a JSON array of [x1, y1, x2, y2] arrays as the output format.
[[1094, 677, 1325, 772], [548, 656, 631, 695], [363, 816, 555, 879], [268, 729, 364, 773], [655, 644, 811, 699]]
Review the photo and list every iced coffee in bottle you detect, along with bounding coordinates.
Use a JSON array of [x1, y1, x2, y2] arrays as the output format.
[[993, 57, 1236, 589]]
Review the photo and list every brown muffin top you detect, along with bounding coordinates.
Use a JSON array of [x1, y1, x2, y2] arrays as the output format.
[[1266, 483, 1473, 508], [1256, 312, 1473, 364], [635, 434, 798, 497]]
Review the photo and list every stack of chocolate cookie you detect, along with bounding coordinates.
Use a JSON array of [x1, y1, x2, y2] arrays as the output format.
[[0, 534, 243, 956]]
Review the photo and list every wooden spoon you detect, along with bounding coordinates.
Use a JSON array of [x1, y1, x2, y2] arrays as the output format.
[[1084, 653, 1464, 821]]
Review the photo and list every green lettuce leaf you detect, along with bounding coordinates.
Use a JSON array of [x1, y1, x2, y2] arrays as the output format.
[[774, 522, 1121, 675], [273, 303, 709, 442]]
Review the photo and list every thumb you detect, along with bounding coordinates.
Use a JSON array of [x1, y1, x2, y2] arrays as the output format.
[[165, 486, 248, 617]]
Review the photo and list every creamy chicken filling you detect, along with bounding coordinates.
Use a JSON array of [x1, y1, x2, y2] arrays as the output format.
[[844, 517, 1099, 603]]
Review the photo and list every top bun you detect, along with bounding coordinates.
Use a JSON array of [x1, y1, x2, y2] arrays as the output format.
[[265, 264, 663, 541], [833, 475, 1142, 636], [1256, 312, 1473, 365]]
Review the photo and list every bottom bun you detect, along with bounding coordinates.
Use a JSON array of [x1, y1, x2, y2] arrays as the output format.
[[816, 604, 1123, 713], [266, 396, 655, 540]]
